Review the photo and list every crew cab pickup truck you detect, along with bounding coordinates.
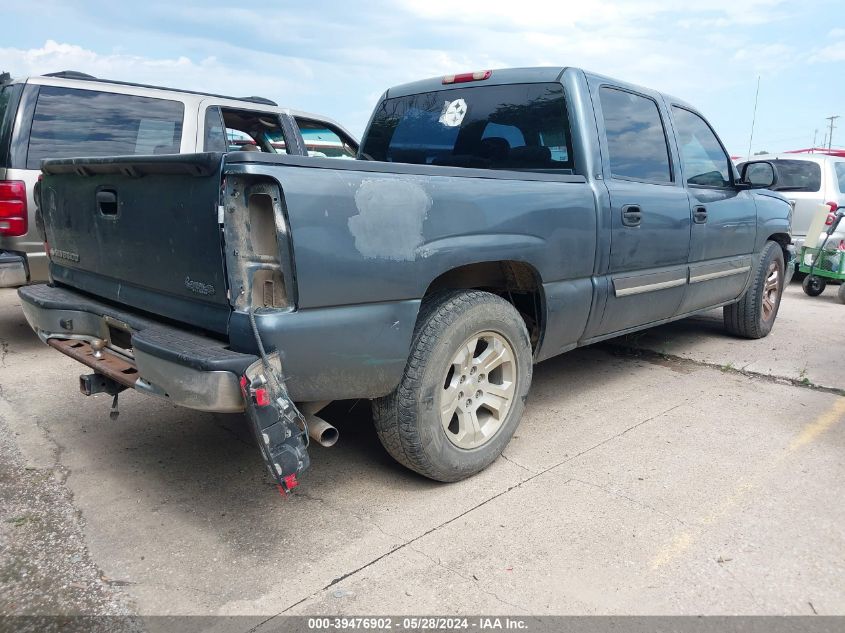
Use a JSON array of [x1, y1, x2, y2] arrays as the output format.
[[19, 67, 793, 492]]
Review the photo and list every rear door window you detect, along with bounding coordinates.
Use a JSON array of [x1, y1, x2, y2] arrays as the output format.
[[218, 108, 287, 153], [599, 87, 672, 183], [833, 162, 845, 193], [361, 83, 574, 172], [26, 86, 184, 168]]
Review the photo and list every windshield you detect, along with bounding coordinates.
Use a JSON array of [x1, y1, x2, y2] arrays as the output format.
[[361, 82, 574, 172]]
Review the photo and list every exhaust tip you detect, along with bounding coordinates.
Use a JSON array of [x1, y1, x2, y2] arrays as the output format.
[[316, 425, 339, 448], [305, 413, 339, 448]]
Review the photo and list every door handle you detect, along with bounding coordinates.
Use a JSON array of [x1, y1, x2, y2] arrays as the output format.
[[693, 205, 707, 224], [621, 204, 642, 227]]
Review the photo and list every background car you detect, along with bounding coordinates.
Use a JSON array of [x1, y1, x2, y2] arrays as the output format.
[[738, 152, 845, 255]]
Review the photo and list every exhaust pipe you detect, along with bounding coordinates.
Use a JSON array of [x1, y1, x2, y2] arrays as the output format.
[[304, 413, 339, 447]]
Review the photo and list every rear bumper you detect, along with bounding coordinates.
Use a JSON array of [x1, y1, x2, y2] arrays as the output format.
[[18, 284, 256, 413], [0, 251, 28, 287]]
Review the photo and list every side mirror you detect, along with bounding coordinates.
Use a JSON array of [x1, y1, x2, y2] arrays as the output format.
[[739, 161, 778, 189]]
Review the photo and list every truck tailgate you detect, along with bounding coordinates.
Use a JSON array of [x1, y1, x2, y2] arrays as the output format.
[[40, 153, 230, 334]]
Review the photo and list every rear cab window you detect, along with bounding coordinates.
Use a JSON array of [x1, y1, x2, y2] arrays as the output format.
[[361, 83, 574, 172], [26, 86, 185, 168]]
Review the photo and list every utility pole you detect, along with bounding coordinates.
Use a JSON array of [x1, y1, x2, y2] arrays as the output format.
[[826, 115, 840, 151]]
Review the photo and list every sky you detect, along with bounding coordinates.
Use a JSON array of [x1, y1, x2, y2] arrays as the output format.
[[2, 0, 844, 157]]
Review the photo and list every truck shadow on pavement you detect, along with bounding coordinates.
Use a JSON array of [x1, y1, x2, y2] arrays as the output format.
[[65, 337, 684, 511]]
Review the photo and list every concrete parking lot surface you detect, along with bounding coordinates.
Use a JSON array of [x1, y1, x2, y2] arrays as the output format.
[[0, 282, 843, 622]]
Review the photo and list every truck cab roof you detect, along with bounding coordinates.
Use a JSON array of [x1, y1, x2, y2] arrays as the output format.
[[383, 66, 690, 110]]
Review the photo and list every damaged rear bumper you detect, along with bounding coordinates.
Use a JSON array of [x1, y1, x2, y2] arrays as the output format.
[[18, 284, 254, 413]]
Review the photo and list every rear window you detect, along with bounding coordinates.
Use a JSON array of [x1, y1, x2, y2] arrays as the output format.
[[835, 162, 845, 193], [26, 86, 184, 169], [361, 83, 573, 172], [769, 160, 821, 193]]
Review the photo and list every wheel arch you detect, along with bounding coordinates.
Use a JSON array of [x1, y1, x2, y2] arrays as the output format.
[[767, 232, 791, 262], [421, 260, 546, 354]]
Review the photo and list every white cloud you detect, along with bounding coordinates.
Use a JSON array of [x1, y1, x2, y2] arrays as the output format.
[[0, 38, 497, 137], [400, 0, 790, 28], [810, 41, 845, 63], [0, 0, 832, 152], [0, 40, 305, 98], [733, 43, 797, 72]]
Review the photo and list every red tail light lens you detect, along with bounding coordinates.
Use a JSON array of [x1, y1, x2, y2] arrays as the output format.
[[0, 181, 27, 237]]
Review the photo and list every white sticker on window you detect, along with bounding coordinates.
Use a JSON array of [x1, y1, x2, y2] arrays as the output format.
[[439, 99, 468, 127]]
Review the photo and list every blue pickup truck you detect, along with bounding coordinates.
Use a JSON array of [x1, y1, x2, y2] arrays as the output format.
[[19, 67, 793, 491]]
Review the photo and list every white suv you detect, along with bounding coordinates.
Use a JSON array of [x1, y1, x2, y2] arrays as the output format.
[[0, 70, 357, 286], [739, 152, 845, 253]]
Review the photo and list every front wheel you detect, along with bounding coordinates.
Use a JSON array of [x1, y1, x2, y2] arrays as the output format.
[[724, 241, 785, 339], [373, 290, 533, 482], [803, 275, 826, 297]]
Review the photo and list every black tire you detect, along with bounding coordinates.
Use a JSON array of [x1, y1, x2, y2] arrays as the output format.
[[373, 290, 533, 482], [724, 241, 785, 339], [803, 275, 826, 297]]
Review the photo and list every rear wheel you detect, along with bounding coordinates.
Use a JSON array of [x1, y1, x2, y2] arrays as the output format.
[[373, 290, 533, 482], [724, 241, 784, 339], [803, 275, 826, 297]]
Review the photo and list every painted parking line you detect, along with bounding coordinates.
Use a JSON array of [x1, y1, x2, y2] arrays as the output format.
[[650, 397, 845, 570]]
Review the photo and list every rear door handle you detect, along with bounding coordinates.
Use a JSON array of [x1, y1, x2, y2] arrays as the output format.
[[621, 204, 642, 227], [693, 205, 707, 224]]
